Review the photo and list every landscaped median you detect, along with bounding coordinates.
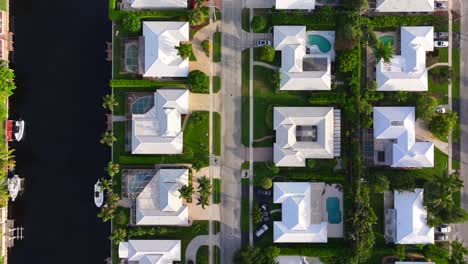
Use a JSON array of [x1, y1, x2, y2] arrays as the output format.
[[212, 112, 221, 156]]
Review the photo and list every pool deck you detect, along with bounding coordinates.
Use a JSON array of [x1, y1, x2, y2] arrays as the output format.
[[322, 184, 343, 238]]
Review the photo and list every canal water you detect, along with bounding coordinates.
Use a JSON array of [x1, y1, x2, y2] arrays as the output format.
[[7, 0, 111, 263]]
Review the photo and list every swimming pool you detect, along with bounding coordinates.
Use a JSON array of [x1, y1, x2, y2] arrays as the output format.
[[307, 34, 332, 53], [131, 96, 154, 114], [379, 35, 395, 47], [326, 197, 342, 224]]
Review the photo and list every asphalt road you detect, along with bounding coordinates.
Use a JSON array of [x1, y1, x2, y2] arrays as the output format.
[[220, 0, 243, 262], [7, 0, 111, 263]]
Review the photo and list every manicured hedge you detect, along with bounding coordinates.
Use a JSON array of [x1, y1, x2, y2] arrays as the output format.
[[110, 79, 187, 88], [110, 9, 188, 22], [366, 15, 447, 29], [308, 92, 345, 105]]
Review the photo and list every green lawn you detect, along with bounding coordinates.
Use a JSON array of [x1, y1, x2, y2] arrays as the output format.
[[253, 66, 312, 140], [213, 220, 221, 234], [213, 245, 221, 264], [438, 48, 449, 63], [253, 48, 281, 67], [241, 178, 250, 233], [212, 178, 221, 204], [242, 9, 250, 32], [369, 193, 384, 235], [242, 50, 250, 146], [115, 111, 209, 168], [196, 245, 209, 264], [212, 76, 221, 93], [212, 112, 221, 156], [452, 48, 460, 101], [428, 66, 449, 105], [213, 32, 222, 62], [0, 0, 6, 11]]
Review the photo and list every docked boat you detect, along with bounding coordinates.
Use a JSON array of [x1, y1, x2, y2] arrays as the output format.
[[8, 175, 23, 202], [7, 120, 25, 142], [94, 180, 104, 207]]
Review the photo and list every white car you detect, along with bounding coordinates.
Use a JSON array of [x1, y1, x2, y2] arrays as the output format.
[[436, 224, 451, 233], [434, 41, 449, 48], [256, 40, 272, 47], [255, 224, 269, 237]]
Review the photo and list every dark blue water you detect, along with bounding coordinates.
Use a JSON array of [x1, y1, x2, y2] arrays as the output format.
[[7, 0, 111, 263]]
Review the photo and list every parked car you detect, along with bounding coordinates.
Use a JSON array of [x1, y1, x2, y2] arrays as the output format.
[[255, 224, 269, 237], [435, 233, 448, 241], [436, 224, 451, 233], [436, 107, 446, 114], [256, 40, 272, 47], [434, 32, 449, 39], [435, 1, 447, 8], [434, 40, 449, 47]]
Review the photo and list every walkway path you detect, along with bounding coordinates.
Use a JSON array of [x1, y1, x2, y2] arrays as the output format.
[[426, 62, 449, 70], [245, 147, 273, 162], [185, 234, 221, 263], [248, 8, 255, 247], [189, 92, 222, 113], [415, 119, 449, 155], [253, 61, 279, 70]]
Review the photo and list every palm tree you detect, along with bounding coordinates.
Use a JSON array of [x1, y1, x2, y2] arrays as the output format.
[[195, 0, 205, 8], [110, 228, 127, 245], [107, 192, 121, 206], [451, 241, 468, 263], [373, 41, 393, 64], [102, 94, 118, 112], [178, 184, 194, 203], [98, 206, 116, 222], [100, 131, 116, 146], [197, 176, 212, 196], [101, 178, 113, 192], [197, 195, 210, 209], [105, 161, 120, 177], [0, 186, 9, 207]]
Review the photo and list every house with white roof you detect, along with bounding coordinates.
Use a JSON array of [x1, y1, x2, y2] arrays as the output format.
[[273, 107, 340, 167], [275, 0, 316, 10], [118, 240, 181, 263], [127, 0, 187, 9], [385, 189, 434, 244], [132, 89, 189, 154], [274, 26, 331, 91], [376, 26, 434, 91], [135, 168, 189, 226], [375, 0, 434, 13], [373, 107, 434, 168], [273, 182, 328, 243], [139, 21, 189, 78]]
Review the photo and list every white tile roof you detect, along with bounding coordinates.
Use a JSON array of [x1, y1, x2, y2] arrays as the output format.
[[377, 27, 434, 91], [274, 107, 335, 167], [128, 0, 187, 9], [136, 169, 189, 226], [132, 89, 189, 154], [274, 26, 331, 91], [394, 189, 434, 244], [375, 0, 434, 12], [118, 240, 181, 263], [373, 107, 434, 168], [142, 21, 189, 78], [273, 182, 327, 243], [275, 0, 316, 10]]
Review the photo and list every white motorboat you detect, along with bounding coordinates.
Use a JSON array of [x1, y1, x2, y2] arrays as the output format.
[[8, 175, 23, 202], [14, 120, 25, 141], [94, 180, 104, 207]]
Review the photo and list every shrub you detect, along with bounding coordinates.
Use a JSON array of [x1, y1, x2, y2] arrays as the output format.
[[189, 6, 209, 26], [272, 70, 281, 93], [396, 244, 406, 261], [309, 92, 345, 105], [260, 177, 273, 189], [307, 159, 317, 169], [416, 93, 438, 122], [391, 174, 416, 191], [251, 16, 267, 32], [338, 49, 359, 72], [257, 45, 275, 62], [122, 12, 141, 33], [251, 204, 263, 225], [188, 70, 210, 93], [110, 79, 187, 88], [366, 174, 389, 193], [429, 111, 458, 140], [201, 40, 210, 56], [367, 15, 447, 29]]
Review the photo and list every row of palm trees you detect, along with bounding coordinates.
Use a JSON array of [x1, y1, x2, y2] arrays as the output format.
[[100, 94, 118, 146], [97, 162, 121, 222], [178, 175, 212, 209]]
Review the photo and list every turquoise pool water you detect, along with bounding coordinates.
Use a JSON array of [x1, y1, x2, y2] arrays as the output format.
[[326, 197, 342, 224], [379, 35, 395, 46], [307, 34, 332, 53], [132, 96, 154, 114]]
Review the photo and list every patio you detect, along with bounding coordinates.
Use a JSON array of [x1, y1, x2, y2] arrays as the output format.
[[322, 184, 344, 238]]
